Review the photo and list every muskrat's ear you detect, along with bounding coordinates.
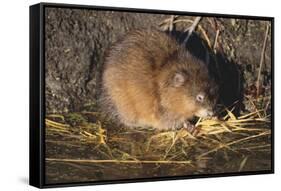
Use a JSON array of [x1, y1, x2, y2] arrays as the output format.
[[173, 72, 185, 87]]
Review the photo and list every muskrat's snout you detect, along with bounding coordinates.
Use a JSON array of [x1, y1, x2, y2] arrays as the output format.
[[207, 110, 214, 117], [195, 107, 215, 118]]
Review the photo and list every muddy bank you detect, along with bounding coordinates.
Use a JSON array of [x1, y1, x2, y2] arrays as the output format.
[[45, 8, 271, 113]]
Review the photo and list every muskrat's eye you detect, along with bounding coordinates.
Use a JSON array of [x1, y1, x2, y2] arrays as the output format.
[[196, 94, 204, 103]]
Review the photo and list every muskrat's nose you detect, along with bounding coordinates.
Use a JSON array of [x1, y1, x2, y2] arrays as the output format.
[[207, 111, 214, 117], [213, 105, 223, 116]]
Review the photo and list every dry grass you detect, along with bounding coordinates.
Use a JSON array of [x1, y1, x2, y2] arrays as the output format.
[[45, 101, 271, 169]]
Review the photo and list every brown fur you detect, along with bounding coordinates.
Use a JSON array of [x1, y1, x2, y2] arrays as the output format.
[[100, 29, 218, 130]]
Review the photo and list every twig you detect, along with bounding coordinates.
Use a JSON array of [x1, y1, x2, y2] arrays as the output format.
[[46, 158, 192, 164], [245, 144, 271, 150], [173, 19, 212, 48], [246, 96, 262, 118], [45, 119, 70, 128], [213, 30, 220, 53], [159, 15, 178, 31], [208, 18, 224, 53], [265, 96, 272, 112], [169, 15, 175, 31], [197, 131, 270, 159], [256, 23, 270, 96], [238, 156, 249, 172], [183, 17, 202, 44]]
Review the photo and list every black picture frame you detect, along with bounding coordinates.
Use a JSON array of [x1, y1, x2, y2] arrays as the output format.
[[30, 2, 274, 188]]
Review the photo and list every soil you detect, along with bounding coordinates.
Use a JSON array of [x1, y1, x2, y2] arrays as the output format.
[[45, 8, 272, 114]]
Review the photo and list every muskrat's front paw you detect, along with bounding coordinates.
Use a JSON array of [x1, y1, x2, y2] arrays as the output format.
[[183, 122, 195, 132], [182, 121, 201, 136]]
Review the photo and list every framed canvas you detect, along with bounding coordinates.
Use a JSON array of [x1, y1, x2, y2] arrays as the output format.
[[29, 2, 274, 188]]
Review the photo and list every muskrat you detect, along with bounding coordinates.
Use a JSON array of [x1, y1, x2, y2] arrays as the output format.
[[100, 28, 219, 131]]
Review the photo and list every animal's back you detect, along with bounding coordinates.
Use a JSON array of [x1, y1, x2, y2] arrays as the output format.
[[100, 28, 217, 130], [101, 29, 178, 127]]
